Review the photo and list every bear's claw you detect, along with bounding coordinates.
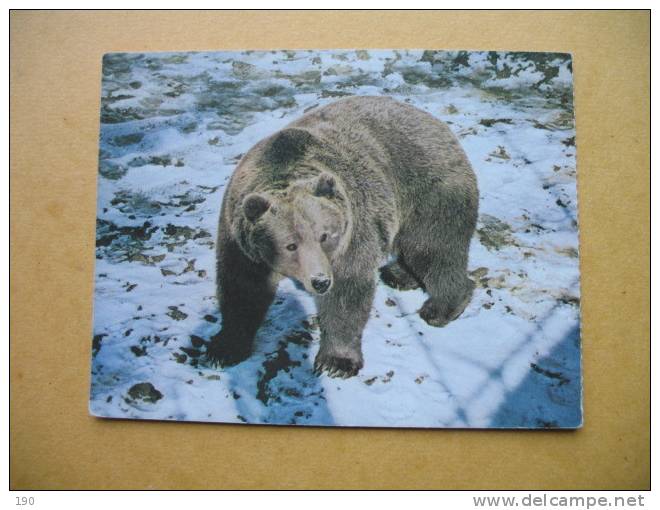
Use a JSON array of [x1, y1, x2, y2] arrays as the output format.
[[205, 337, 251, 368], [313, 355, 363, 379]]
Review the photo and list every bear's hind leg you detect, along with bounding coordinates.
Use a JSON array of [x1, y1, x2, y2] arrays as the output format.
[[401, 236, 475, 328], [418, 269, 474, 327]]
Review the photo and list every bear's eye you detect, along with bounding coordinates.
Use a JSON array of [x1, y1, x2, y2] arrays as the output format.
[[286, 243, 298, 252], [320, 233, 328, 243]]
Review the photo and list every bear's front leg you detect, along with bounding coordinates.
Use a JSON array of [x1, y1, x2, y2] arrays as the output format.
[[207, 238, 277, 368], [313, 275, 375, 378]]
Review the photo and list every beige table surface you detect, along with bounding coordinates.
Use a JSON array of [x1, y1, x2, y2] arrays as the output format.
[[10, 10, 650, 489]]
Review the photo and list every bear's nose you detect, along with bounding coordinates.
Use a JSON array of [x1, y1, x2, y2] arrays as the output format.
[[311, 275, 331, 294]]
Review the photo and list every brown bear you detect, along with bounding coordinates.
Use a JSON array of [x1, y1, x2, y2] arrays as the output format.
[[207, 96, 478, 378]]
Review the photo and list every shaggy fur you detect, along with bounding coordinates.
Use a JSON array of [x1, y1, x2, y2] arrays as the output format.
[[208, 96, 479, 378]]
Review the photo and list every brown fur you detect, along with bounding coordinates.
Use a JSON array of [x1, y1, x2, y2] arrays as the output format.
[[208, 96, 478, 378]]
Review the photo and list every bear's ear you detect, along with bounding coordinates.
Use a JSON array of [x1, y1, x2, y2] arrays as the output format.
[[314, 172, 336, 198], [243, 193, 270, 223], [263, 128, 314, 168]]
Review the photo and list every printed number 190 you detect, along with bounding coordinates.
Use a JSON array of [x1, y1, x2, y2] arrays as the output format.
[[16, 497, 34, 506]]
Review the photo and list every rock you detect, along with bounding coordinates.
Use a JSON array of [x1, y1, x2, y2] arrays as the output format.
[[488, 146, 511, 160], [479, 118, 513, 128], [364, 376, 377, 386], [99, 160, 127, 180], [558, 294, 580, 307], [180, 122, 198, 134], [323, 64, 354, 77], [231, 61, 259, 79], [206, 121, 225, 131], [127, 382, 163, 403], [161, 54, 188, 65], [477, 214, 516, 251], [130, 345, 147, 357], [556, 247, 578, 258], [92, 333, 107, 356], [470, 267, 489, 279], [149, 155, 172, 167], [382, 370, 395, 383], [167, 306, 188, 321], [112, 133, 144, 146], [181, 259, 196, 273], [163, 223, 210, 241]]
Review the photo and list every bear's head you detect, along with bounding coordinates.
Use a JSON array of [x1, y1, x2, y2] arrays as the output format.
[[237, 172, 351, 295]]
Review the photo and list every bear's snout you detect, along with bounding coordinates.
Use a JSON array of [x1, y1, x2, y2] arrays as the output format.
[[311, 274, 332, 294]]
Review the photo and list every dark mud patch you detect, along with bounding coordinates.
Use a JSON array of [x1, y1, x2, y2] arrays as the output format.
[[130, 345, 147, 357], [479, 118, 513, 128], [111, 191, 162, 216], [530, 363, 570, 386], [99, 160, 128, 180], [487, 146, 511, 160], [163, 223, 211, 241], [127, 155, 177, 167], [561, 136, 575, 147], [96, 220, 158, 248], [558, 294, 580, 307], [92, 333, 107, 356], [126, 382, 163, 404], [476, 214, 516, 251], [111, 133, 145, 146], [256, 342, 301, 404], [167, 306, 188, 321]]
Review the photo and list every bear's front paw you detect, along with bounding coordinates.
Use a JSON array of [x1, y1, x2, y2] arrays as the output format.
[[314, 351, 363, 379], [205, 334, 252, 368]]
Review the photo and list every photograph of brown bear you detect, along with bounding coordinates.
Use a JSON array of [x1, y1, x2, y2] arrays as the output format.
[[91, 49, 581, 428], [210, 96, 478, 378]]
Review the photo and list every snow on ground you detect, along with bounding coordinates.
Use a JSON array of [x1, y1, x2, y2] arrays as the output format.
[[90, 50, 581, 428]]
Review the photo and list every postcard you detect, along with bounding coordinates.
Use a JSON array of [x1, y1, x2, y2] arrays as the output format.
[[91, 49, 581, 428]]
